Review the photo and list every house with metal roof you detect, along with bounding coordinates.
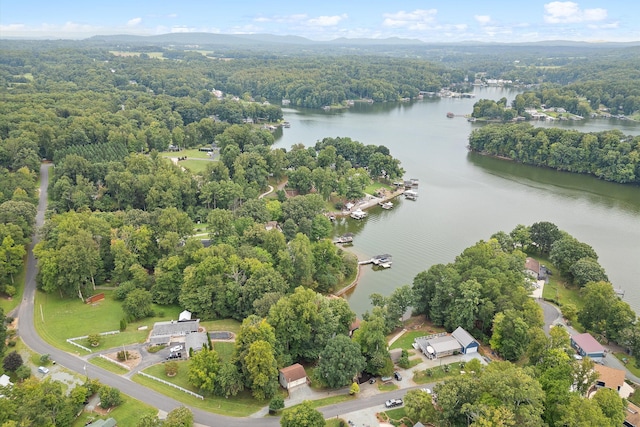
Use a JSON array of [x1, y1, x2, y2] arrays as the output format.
[[571, 333, 605, 360], [451, 327, 480, 354], [415, 334, 462, 359], [185, 331, 210, 354]]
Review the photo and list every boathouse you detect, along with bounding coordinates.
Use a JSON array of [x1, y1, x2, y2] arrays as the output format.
[[451, 327, 479, 354], [571, 333, 605, 360]]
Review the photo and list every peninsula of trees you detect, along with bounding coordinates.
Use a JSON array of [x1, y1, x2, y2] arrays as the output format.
[[468, 123, 640, 184]]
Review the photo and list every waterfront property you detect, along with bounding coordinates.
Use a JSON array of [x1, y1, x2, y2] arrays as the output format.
[[591, 364, 633, 398], [571, 333, 605, 360], [414, 327, 479, 359], [404, 190, 418, 200], [350, 209, 368, 219]]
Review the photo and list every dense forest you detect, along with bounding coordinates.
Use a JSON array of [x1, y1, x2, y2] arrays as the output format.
[[468, 123, 640, 184]]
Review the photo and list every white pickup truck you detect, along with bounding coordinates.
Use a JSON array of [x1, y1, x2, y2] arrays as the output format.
[[385, 398, 403, 408]]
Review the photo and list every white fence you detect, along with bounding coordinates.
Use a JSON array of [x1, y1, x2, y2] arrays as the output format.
[[138, 372, 204, 400], [66, 330, 121, 353], [97, 354, 130, 371]]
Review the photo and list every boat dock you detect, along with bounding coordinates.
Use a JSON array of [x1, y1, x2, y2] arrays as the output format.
[[358, 254, 393, 268]]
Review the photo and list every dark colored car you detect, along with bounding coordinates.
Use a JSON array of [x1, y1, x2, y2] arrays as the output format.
[[394, 371, 402, 381]]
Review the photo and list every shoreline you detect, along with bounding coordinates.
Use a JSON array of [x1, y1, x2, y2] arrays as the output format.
[[329, 186, 406, 218]]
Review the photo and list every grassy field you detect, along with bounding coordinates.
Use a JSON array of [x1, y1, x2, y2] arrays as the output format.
[[413, 361, 465, 384], [179, 159, 212, 174], [614, 352, 640, 377], [88, 355, 130, 375], [213, 341, 235, 362], [72, 395, 158, 427], [283, 394, 355, 414], [158, 148, 213, 159], [34, 289, 182, 353], [364, 181, 394, 195], [389, 329, 444, 351], [135, 363, 265, 416]]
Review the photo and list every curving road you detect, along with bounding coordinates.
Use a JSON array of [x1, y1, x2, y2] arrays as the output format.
[[18, 163, 401, 426]]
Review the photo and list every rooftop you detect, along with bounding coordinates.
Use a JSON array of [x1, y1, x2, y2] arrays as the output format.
[[451, 326, 478, 348], [279, 363, 307, 382], [593, 363, 626, 390], [572, 333, 604, 354]]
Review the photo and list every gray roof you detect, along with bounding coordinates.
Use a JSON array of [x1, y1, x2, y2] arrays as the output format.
[[91, 419, 117, 427], [150, 319, 200, 343], [186, 332, 209, 353], [452, 326, 478, 348], [428, 335, 462, 354]]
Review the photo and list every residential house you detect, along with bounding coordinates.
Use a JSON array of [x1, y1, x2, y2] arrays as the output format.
[[571, 333, 605, 360], [591, 364, 633, 398], [149, 319, 200, 346], [279, 363, 308, 390], [415, 334, 462, 359], [525, 257, 540, 279], [624, 402, 640, 427], [451, 327, 479, 354], [185, 331, 210, 355]]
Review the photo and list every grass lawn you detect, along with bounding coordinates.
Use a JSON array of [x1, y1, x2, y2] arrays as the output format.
[[72, 395, 157, 427], [213, 341, 235, 362], [158, 148, 213, 159], [34, 289, 182, 353], [378, 382, 398, 391], [0, 262, 26, 314], [135, 363, 265, 417], [413, 361, 465, 384], [88, 355, 130, 375], [534, 256, 584, 310], [614, 352, 640, 377], [325, 419, 348, 427], [283, 394, 355, 414], [389, 329, 444, 351], [364, 181, 393, 195], [179, 159, 213, 174]]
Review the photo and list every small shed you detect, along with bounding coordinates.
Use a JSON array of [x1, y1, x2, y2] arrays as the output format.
[[0, 374, 12, 387], [571, 333, 605, 359], [279, 363, 307, 390], [452, 327, 479, 354], [178, 310, 192, 321]]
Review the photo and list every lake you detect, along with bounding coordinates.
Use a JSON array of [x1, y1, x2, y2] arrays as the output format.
[[274, 87, 640, 317]]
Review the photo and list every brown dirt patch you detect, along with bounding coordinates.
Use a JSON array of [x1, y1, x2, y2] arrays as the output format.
[[104, 350, 141, 369]]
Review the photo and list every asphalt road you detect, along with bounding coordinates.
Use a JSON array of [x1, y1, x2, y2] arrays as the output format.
[[18, 163, 404, 427]]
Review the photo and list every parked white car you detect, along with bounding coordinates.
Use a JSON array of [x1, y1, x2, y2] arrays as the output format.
[[385, 398, 403, 408], [38, 366, 49, 374]]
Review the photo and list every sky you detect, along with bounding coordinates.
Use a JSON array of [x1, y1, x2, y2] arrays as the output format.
[[1, 0, 639, 43]]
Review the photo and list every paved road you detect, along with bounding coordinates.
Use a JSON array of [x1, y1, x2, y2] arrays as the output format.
[[19, 163, 416, 426]]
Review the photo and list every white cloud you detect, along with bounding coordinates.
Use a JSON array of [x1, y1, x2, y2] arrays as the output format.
[[543, 2, 607, 23], [170, 26, 196, 33], [474, 15, 491, 25], [382, 9, 438, 30], [127, 18, 142, 27], [307, 14, 347, 27], [167, 13, 178, 19]]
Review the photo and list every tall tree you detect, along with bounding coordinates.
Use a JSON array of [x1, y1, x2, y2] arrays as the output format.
[[316, 335, 366, 388]]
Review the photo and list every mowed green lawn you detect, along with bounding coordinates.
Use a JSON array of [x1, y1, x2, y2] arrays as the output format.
[[136, 363, 265, 416], [158, 148, 213, 159], [179, 159, 212, 174], [72, 395, 158, 427], [34, 289, 182, 353]]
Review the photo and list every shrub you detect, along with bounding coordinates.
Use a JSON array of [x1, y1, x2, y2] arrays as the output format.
[[116, 350, 131, 361], [119, 318, 127, 331], [15, 364, 31, 381], [269, 395, 284, 414], [2, 351, 23, 372], [165, 361, 179, 377], [87, 334, 101, 347]]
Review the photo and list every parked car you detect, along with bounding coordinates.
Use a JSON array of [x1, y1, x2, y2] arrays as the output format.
[[394, 371, 402, 381], [170, 344, 183, 353], [38, 366, 49, 374], [421, 388, 432, 394], [385, 398, 403, 408], [166, 352, 182, 360], [369, 377, 376, 384]]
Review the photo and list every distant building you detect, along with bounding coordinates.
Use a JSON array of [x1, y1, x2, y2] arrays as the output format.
[[571, 333, 605, 360], [525, 257, 540, 278], [415, 327, 479, 359], [279, 364, 308, 390], [624, 402, 640, 427]]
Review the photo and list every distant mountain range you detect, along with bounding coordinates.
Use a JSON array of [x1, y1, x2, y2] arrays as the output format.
[[84, 32, 640, 48]]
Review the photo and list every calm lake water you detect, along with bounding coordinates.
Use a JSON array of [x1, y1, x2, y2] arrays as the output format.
[[274, 87, 640, 317]]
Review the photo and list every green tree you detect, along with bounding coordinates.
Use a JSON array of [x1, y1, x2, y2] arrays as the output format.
[[2, 351, 22, 372], [550, 236, 599, 279], [0, 236, 26, 284], [403, 389, 437, 424], [164, 406, 194, 427], [269, 394, 285, 414], [592, 387, 626, 426], [122, 288, 154, 320], [529, 221, 562, 254], [99, 386, 123, 409], [280, 400, 324, 427], [557, 394, 612, 427], [215, 362, 244, 398], [570, 257, 608, 287], [165, 361, 179, 377], [188, 348, 221, 394], [244, 340, 278, 400], [489, 310, 530, 361], [316, 335, 365, 388]]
